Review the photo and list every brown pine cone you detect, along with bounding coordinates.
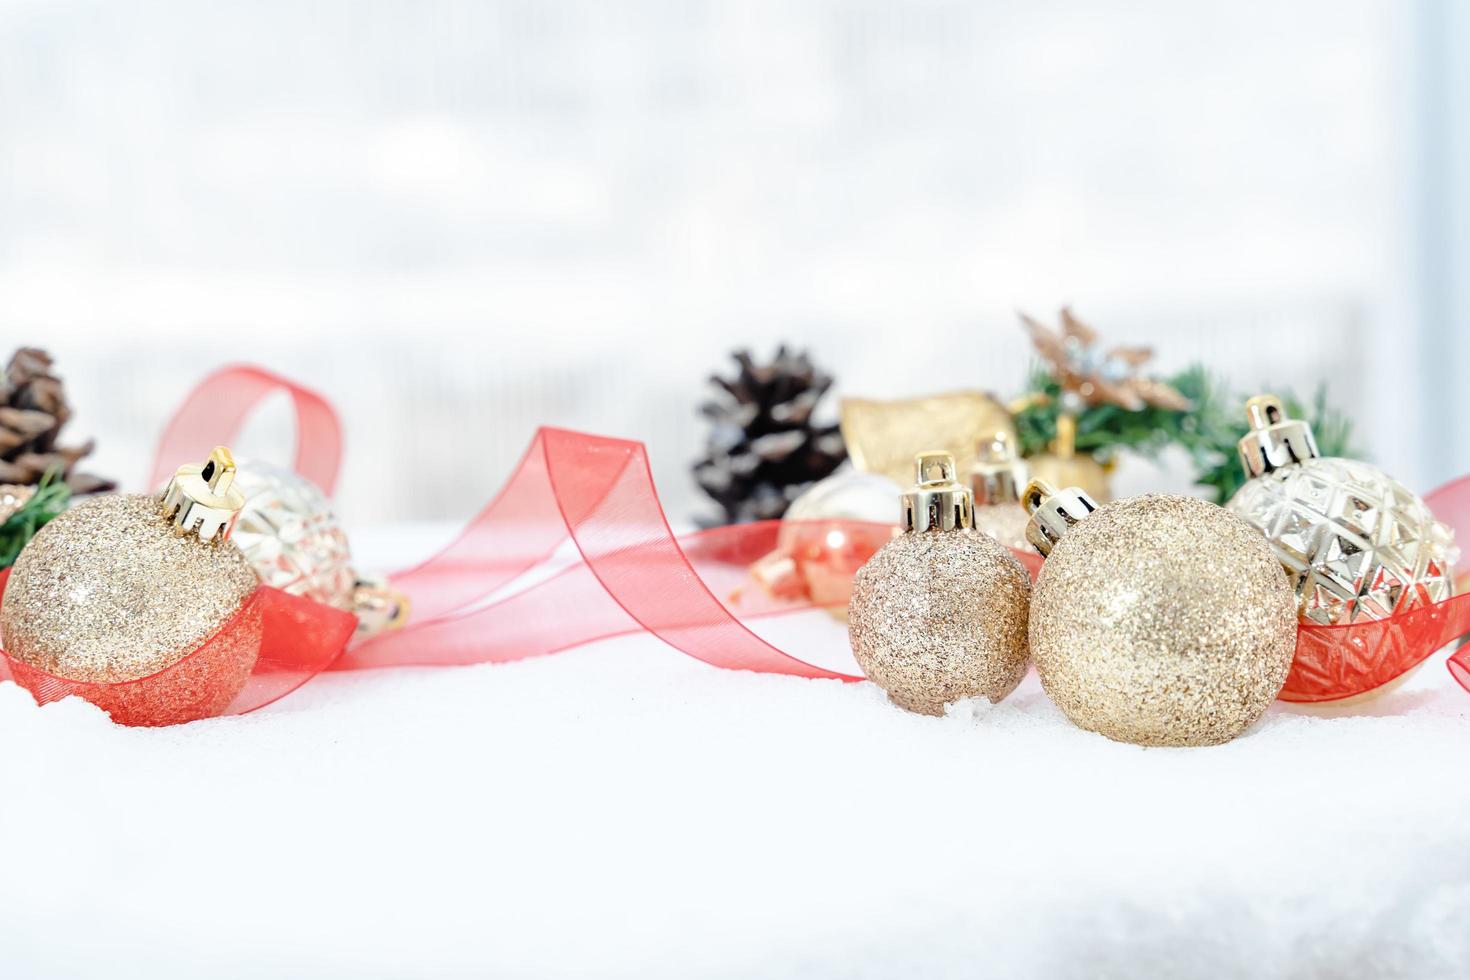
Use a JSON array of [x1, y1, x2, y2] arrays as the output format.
[[0, 348, 115, 494], [692, 345, 847, 525]]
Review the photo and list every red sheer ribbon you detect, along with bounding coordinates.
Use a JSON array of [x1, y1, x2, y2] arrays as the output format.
[[341, 429, 868, 678], [3, 363, 1468, 723], [147, 363, 343, 496]]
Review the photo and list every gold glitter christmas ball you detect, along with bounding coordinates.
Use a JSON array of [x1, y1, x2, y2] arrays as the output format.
[[848, 453, 1031, 716], [1026, 486, 1297, 747], [0, 449, 263, 726]]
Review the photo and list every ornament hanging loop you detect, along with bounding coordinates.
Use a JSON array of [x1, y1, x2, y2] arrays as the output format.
[[1023, 479, 1098, 556], [162, 446, 247, 543], [352, 574, 412, 636], [970, 431, 1026, 506], [902, 452, 974, 533], [1237, 394, 1320, 478]]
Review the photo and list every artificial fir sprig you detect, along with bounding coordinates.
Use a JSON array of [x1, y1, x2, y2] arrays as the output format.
[[0, 469, 71, 569], [1012, 363, 1358, 504]]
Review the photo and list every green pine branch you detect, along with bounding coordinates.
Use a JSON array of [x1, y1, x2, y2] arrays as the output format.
[[1013, 363, 1359, 504], [0, 471, 71, 569]]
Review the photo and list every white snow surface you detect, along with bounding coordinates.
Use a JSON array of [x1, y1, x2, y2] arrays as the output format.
[[3, 527, 1469, 980]]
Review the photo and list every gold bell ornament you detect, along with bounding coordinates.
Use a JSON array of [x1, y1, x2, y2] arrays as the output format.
[[231, 461, 407, 635], [1227, 395, 1457, 627], [847, 452, 1031, 715], [969, 431, 1031, 551], [0, 447, 263, 725], [1021, 413, 1111, 504], [1024, 480, 1297, 746]]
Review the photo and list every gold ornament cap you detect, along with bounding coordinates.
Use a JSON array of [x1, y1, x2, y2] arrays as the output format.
[[970, 431, 1027, 506], [902, 452, 974, 533], [161, 446, 246, 543], [1023, 479, 1099, 556], [1237, 395, 1319, 479]]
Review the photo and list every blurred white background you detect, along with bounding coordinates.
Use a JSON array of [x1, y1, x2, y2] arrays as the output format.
[[1, 0, 1465, 525]]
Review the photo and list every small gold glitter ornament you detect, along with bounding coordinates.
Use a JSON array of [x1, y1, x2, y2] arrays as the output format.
[[232, 461, 408, 636], [969, 431, 1031, 551], [847, 452, 1031, 716], [1227, 395, 1457, 627], [0, 447, 262, 726], [1024, 480, 1297, 746]]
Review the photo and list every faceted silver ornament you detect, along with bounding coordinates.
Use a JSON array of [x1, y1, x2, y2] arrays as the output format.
[[1228, 395, 1457, 627], [232, 461, 356, 611], [1229, 457, 1457, 625]]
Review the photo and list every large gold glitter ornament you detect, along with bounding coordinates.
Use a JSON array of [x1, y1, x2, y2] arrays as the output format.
[[0, 447, 262, 725], [848, 452, 1031, 716], [1227, 395, 1457, 627], [1024, 481, 1297, 746]]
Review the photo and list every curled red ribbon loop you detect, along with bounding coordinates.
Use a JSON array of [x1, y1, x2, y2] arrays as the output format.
[[346, 430, 921, 678], [148, 363, 343, 496]]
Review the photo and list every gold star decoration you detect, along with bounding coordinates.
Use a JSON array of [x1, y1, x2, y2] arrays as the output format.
[[1020, 307, 1192, 413]]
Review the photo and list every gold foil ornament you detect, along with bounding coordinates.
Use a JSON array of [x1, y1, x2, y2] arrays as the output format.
[[840, 391, 1015, 487], [848, 452, 1031, 716], [1227, 395, 1457, 627], [1021, 413, 1111, 503], [1024, 480, 1297, 746], [0, 447, 262, 725]]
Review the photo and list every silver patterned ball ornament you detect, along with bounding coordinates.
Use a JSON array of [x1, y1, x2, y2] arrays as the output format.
[[231, 462, 408, 635], [232, 461, 356, 611], [1227, 395, 1458, 627]]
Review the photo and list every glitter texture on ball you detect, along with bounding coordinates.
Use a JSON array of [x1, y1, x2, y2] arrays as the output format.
[[1028, 493, 1297, 747], [0, 490, 262, 725], [848, 452, 1031, 716], [849, 529, 1031, 715]]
